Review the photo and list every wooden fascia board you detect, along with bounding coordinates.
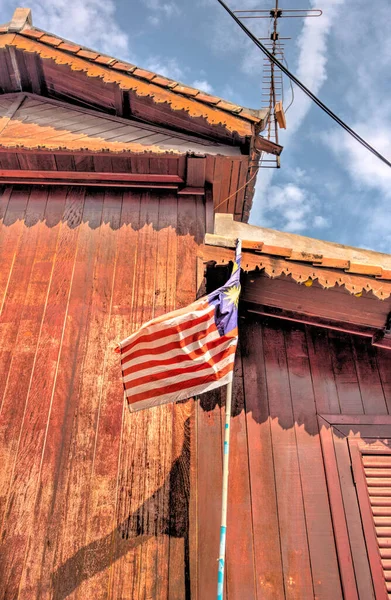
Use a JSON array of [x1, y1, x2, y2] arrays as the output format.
[[244, 303, 382, 343], [0, 169, 184, 188], [0, 35, 255, 138], [201, 240, 391, 300]]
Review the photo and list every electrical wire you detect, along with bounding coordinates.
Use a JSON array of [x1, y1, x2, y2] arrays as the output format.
[[282, 54, 294, 113], [214, 166, 260, 210], [216, 0, 391, 169]]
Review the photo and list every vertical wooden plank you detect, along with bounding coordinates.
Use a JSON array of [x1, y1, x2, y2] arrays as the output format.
[[74, 155, 94, 171], [328, 331, 364, 414], [212, 157, 223, 212], [167, 400, 193, 600], [227, 158, 240, 216], [306, 325, 341, 414], [241, 319, 284, 599], [332, 430, 375, 599], [18, 187, 107, 600], [0, 186, 85, 599], [150, 193, 177, 599], [205, 156, 215, 184], [225, 342, 257, 600], [352, 336, 388, 414], [72, 189, 123, 600], [48, 189, 105, 600], [234, 159, 248, 219], [0, 185, 11, 222], [318, 421, 359, 600], [169, 195, 199, 599], [217, 158, 233, 214], [0, 186, 29, 317], [130, 156, 149, 175], [93, 155, 113, 173], [55, 154, 76, 171], [136, 191, 175, 600], [205, 187, 214, 235], [0, 188, 66, 534], [108, 191, 147, 600], [113, 191, 160, 600], [285, 325, 343, 599], [0, 187, 48, 412], [186, 157, 206, 188], [197, 386, 223, 600], [377, 348, 391, 413], [262, 319, 314, 599]]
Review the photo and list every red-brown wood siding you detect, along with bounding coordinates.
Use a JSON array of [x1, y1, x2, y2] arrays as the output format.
[[1, 184, 391, 598]]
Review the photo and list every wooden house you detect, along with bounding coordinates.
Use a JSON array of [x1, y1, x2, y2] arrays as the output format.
[[0, 7, 391, 600]]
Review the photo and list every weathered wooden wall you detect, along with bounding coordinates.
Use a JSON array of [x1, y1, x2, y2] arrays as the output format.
[[203, 315, 391, 600], [1, 184, 391, 599], [0, 184, 203, 600]]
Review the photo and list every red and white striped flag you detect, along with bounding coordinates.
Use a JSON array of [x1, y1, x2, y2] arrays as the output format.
[[118, 242, 241, 412]]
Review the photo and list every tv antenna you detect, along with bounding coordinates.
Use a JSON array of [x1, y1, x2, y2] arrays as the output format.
[[234, 2, 322, 168]]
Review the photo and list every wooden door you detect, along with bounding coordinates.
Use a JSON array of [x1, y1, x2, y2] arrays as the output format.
[[319, 415, 391, 599]]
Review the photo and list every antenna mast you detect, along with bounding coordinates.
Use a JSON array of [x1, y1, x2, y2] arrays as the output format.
[[234, 3, 322, 168]]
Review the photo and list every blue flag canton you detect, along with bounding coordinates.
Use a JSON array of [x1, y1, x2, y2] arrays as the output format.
[[208, 242, 241, 337]]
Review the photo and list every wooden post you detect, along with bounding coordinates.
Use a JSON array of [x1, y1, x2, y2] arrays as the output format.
[[217, 380, 233, 600]]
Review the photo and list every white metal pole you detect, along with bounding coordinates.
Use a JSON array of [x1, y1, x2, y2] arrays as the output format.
[[217, 379, 233, 600]]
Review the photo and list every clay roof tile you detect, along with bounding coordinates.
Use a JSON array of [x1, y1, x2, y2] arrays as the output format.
[[132, 67, 157, 81], [57, 41, 81, 53], [77, 49, 99, 60], [39, 34, 62, 47], [111, 61, 137, 73]]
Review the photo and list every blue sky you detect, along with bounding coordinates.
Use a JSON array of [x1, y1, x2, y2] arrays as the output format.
[[2, 0, 391, 253]]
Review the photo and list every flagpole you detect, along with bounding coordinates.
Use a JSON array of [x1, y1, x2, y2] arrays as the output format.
[[217, 379, 233, 600]]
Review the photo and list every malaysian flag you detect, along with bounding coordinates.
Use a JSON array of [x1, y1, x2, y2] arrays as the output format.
[[118, 241, 241, 412]]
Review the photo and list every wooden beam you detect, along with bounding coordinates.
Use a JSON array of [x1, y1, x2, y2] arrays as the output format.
[[177, 187, 205, 196], [372, 313, 391, 349], [0, 93, 26, 135], [244, 303, 379, 340], [0, 170, 184, 185], [254, 136, 283, 156]]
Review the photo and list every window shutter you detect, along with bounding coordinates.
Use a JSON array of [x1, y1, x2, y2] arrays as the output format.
[[350, 443, 390, 600]]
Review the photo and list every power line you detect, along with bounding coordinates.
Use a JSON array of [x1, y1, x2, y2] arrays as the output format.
[[216, 0, 391, 169]]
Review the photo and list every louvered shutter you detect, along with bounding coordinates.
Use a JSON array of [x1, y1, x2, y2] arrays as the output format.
[[364, 454, 391, 596], [350, 441, 391, 600]]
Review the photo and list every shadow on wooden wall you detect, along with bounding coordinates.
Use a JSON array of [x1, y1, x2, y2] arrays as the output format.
[[51, 417, 191, 600]]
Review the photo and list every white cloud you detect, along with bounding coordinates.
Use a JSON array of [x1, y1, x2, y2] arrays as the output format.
[[143, 57, 185, 80], [264, 183, 328, 233], [147, 15, 160, 27], [313, 215, 330, 228], [281, 0, 345, 137], [5, 0, 131, 59], [317, 0, 391, 250], [323, 124, 391, 198], [142, 0, 180, 26], [192, 79, 214, 94]]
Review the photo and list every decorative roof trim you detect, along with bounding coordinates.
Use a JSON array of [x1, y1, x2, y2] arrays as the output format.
[[0, 116, 186, 154], [201, 240, 391, 300], [0, 20, 268, 135]]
